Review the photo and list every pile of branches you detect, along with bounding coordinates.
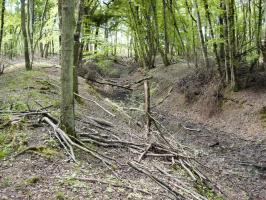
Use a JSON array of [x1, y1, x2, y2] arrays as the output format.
[[1, 97, 224, 200]]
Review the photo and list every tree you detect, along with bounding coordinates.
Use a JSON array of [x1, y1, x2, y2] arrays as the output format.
[[21, 0, 31, 70], [73, 0, 85, 96], [0, 0, 5, 53], [60, 0, 75, 136]]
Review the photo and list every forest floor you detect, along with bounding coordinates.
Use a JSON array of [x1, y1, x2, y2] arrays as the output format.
[[0, 57, 266, 200]]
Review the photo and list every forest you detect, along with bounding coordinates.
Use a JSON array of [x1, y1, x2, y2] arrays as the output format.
[[0, 0, 266, 199]]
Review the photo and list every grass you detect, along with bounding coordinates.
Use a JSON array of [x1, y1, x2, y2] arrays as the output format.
[[0, 65, 62, 159]]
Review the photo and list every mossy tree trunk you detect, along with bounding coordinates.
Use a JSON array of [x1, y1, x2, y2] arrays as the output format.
[[60, 0, 75, 137], [0, 0, 5, 54]]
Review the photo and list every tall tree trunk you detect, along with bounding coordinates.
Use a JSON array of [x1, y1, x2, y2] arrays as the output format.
[[262, 0, 266, 67], [162, 0, 169, 55], [27, 0, 34, 67], [60, 0, 75, 136], [73, 0, 84, 96], [193, 0, 209, 69], [256, 0, 263, 57], [21, 0, 31, 70], [223, 0, 230, 83], [202, 0, 222, 77], [226, 0, 238, 90], [0, 0, 5, 54]]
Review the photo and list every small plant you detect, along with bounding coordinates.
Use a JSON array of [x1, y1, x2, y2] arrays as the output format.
[[55, 191, 67, 200]]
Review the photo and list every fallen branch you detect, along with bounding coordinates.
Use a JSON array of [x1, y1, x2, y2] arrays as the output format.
[[75, 177, 152, 195], [74, 93, 115, 117], [128, 161, 185, 199], [93, 79, 133, 91], [86, 116, 113, 127], [138, 143, 152, 162], [42, 116, 113, 166]]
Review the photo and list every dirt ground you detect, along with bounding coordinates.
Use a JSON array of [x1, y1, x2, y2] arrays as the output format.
[[1, 57, 266, 200]]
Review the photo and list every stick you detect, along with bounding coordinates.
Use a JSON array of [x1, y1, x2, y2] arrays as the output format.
[[42, 117, 113, 166], [74, 93, 115, 117], [138, 143, 152, 162], [86, 116, 113, 127], [76, 177, 152, 195], [92, 79, 133, 90], [128, 161, 185, 199]]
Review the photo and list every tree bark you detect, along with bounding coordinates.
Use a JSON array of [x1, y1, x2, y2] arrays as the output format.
[[20, 0, 31, 70], [226, 0, 238, 90], [193, 0, 209, 69], [73, 0, 84, 96], [60, 0, 75, 136], [0, 0, 5, 54], [202, 0, 222, 77]]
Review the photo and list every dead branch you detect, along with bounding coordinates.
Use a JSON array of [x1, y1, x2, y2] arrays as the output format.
[[138, 143, 152, 162], [155, 166, 207, 200], [74, 93, 116, 117], [69, 177, 152, 195], [181, 125, 201, 132], [92, 79, 133, 90], [42, 116, 113, 166], [86, 116, 113, 127], [128, 161, 185, 200]]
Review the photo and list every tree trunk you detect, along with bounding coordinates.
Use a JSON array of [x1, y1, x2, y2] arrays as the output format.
[[262, 0, 266, 67], [60, 0, 75, 136], [162, 0, 169, 55], [226, 0, 238, 90], [73, 0, 84, 96], [20, 0, 31, 70], [193, 0, 209, 69], [202, 0, 222, 77], [94, 26, 99, 54], [40, 42, 44, 57], [144, 80, 151, 138], [0, 0, 5, 54]]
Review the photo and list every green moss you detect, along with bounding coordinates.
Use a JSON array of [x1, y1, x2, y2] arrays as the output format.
[[16, 176, 41, 189], [195, 181, 224, 200], [25, 176, 41, 185]]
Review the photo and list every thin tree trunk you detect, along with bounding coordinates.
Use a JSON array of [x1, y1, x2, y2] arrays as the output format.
[[202, 0, 222, 77], [73, 0, 84, 96], [144, 80, 151, 138], [226, 0, 238, 90], [193, 0, 209, 69], [94, 26, 99, 54], [21, 0, 31, 70], [0, 0, 5, 54], [60, 0, 75, 136], [163, 0, 169, 55]]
